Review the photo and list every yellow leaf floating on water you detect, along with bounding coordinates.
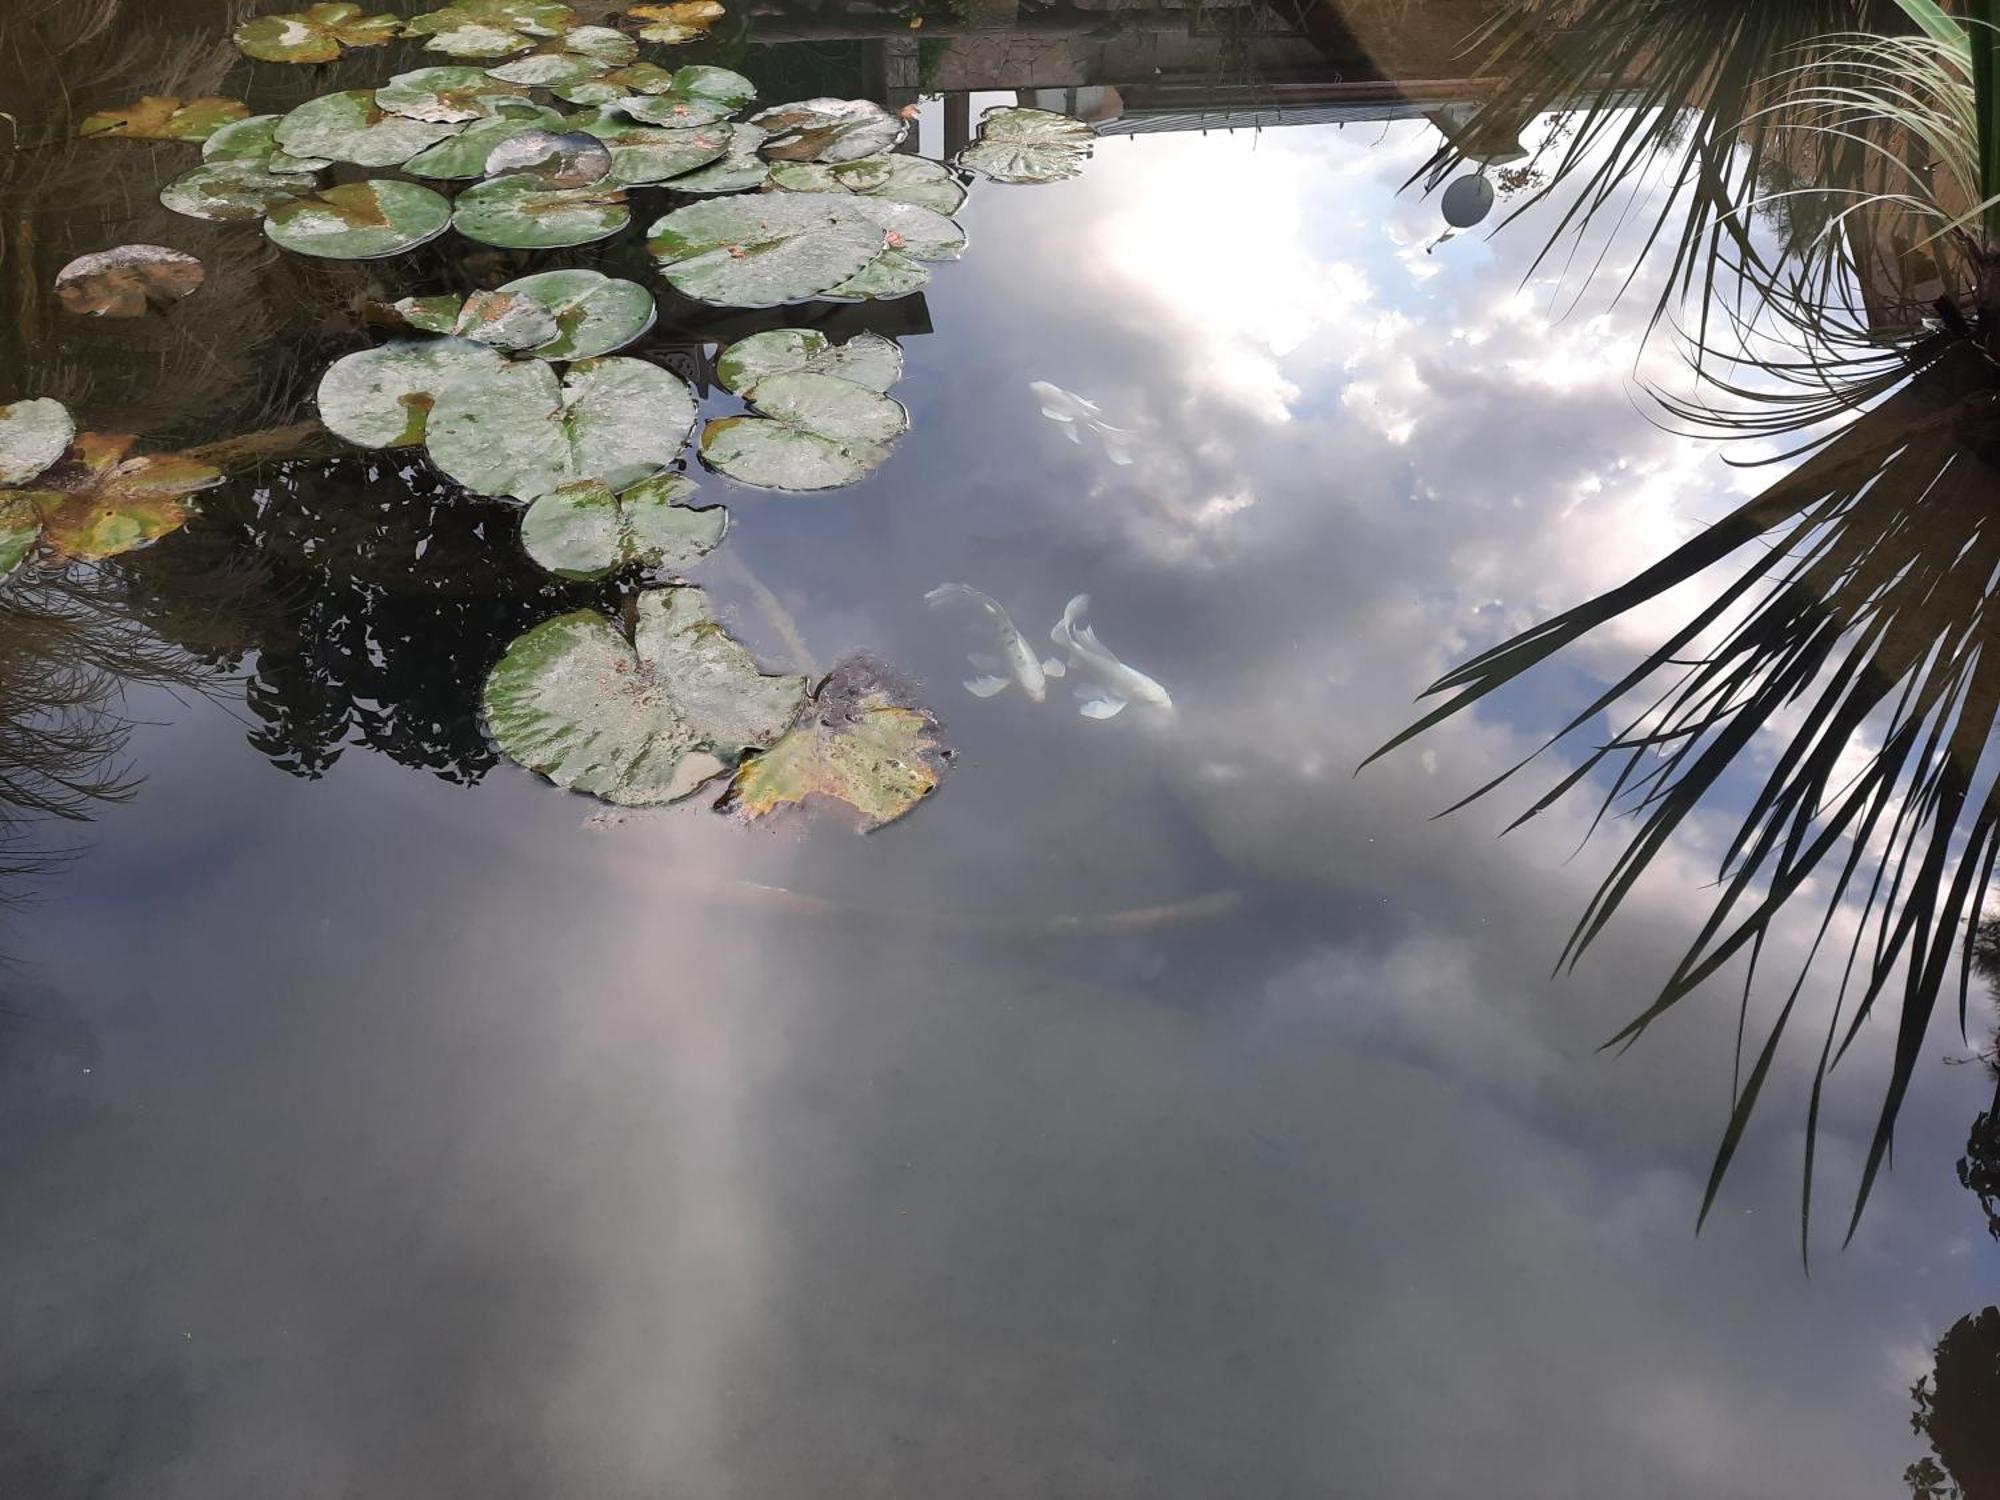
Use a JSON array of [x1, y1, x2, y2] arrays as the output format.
[[725, 659, 946, 831], [625, 0, 724, 44], [10, 433, 224, 562], [79, 95, 249, 141]]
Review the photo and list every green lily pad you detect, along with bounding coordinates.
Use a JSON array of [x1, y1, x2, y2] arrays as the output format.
[[451, 175, 630, 248], [0, 496, 42, 582], [840, 195, 964, 261], [497, 268, 656, 358], [723, 659, 944, 829], [274, 90, 464, 167], [79, 96, 248, 141], [622, 0, 725, 45], [55, 245, 204, 318], [716, 328, 901, 395], [317, 337, 509, 448], [266, 180, 454, 259], [0, 399, 75, 487], [552, 60, 675, 106], [750, 97, 908, 164], [161, 160, 320, 221], [390, 293, 467, 333], [665, 121, 768, 194], [484, 584, 807, 805], [566, 109, 730, 185], [376, 66, 533, 124], [13, 432, 223, 562], [201, 114, 329, 171], [486, 25, 636, 85], [768, 152, 966, 216], [647, 194, 885, 308], [453, 289, 562, 351], [426, 355, 697, 500], [234, 4, 401, 63], [401, 103, 566, 178], [700, 371, 907, 492], [483, 128, 612, 186], [404, 0, 579, 58], [606, 65, 755, 128], [957, 106, 1095, 184], [519, 473, 725, 579], [822, 248, 928, 302]]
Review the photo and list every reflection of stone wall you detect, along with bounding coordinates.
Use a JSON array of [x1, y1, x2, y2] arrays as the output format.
[[929, 35, 1090, 90]]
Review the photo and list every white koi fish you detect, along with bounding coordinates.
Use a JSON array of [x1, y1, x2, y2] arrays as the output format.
[[1049, 594, 1172, 719], [1029, 380, 1136, 465], [925, 584, 1067, 702]]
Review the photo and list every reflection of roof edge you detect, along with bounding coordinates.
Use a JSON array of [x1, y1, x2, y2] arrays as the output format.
[[1096, 99, 1456, 136]]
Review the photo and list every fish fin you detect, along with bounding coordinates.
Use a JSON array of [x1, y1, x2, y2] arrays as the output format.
[[1077, 623, 1106, 652], [1076, 688, 1128, 720], [967, 651, 1003, 671], [925, 584, 969, 607], [963, 674, 1010, 698], [1100, 431, 1136, 465], [1061, 422, 1083, 443], [1041, 656, 1066, 678]]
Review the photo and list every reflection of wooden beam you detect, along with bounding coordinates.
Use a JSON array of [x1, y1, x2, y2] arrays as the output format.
[[944, 92, 971, 157]]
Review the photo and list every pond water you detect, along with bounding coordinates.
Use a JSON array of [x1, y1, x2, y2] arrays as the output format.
[[3, 3, 1999, 1497]]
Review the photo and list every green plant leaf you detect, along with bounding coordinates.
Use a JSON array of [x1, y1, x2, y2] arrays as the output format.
[[647, 193, 886, 307], [400, 104, 566, 178], [485, 24, 636, 85], [518, 472, 725, 578], [234, 4, 401, 63], [699, 370, 907, 492], [402, 0, 579, 59], [452, 288, 562, 350], [483, 584, 807, 805], [768, 151, 967, 215], [956, 105, 1094, 184], [450, 175, 630, 248], [482, 128, 613, 186], [750, 96, 909, 163], [0, 495, 41, 582], [375, 65, 534, 123], [715, 328, 901, 394], [496, 268, 656, 358], [663, 121, 768, 193], [552, 60, 674, 105], [821, 248, 928, 302], [723, 659, 945, 829], [273, 90, 463, 166], [200, 113, 329, 171], [0, 398, 75, 487], [316, 336, 509, 448], [840, 195, 964, 261], [565, 108, 731, 184], [604, 65, 756, 128], [161, 160, 320, 221], [265, 179, 454, 259], [54, 245, 204, 318], [425, 354, 697, 499]]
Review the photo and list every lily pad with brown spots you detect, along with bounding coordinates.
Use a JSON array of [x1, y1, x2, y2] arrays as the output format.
[[403, 0, 580, 59], [79, 96, 248, 142], [749, 97, 908, 164], [234, 4, 401, 63], [621, 0, 724, 45], [450, 175, 630, 249], [265, 180, 454, 259]]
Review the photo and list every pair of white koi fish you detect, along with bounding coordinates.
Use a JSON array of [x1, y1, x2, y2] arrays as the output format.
[[924, 585, 1172, 720]]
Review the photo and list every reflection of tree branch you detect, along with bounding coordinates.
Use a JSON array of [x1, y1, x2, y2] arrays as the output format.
[[183, 420, 334, 471], [714, 548, 816, 676]]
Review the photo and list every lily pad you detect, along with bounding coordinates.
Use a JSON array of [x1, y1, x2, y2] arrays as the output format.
[[552, 60, 675, 106], [453, 289, 562, 351], [957, 106, 1095, 184], [451, 175, 630, 248], [404, 0, 579, 59], [750, 97, 908, 164], [484, 128, 612, 186], [161, 160, 320, 221], [623, 0, 725, 45], [201, 114, 330, 171], [234, 4, 400, 63], [55, 246, 204, 318], [486, 25, 637, 86], [317, 336, 508, 448], [274, 90, 463, 167], [700, 371, 907, 492], [390, 293, 467, 333], [376, 66, 533, 124], [426, 355, 696, 500], [0, 399, 76, 487], [0, 496, 42, 581], [484, 585, 806, 805], [266, 180, 454, 259], [716, 328, 901, 395], [666, 121, 768, 194], [518, 473, 725, 579], [647, 194, 885, 308], [12, 432, 223, 561], [79, 96, 248, 142], [822, 248, 928, 302], [841, 195, 964, 261], [723, 659, 944, 829], [606, 66, 755, 128], [497, 269, 656, 358], [768, 152, 966, 216], [401, 103, 566, 178], [566, 110, 730, 185]]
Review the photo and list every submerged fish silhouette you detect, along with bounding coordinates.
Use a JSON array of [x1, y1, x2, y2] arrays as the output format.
[[1049, 594, 1171, 719], [925, 583, 1066, 702], [1029, 380, 1136, 465]]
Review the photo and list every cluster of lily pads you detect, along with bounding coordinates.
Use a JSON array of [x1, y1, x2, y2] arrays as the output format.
[[51, 2, 1098, 823]]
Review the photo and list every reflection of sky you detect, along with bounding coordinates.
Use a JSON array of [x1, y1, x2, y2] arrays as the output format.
[[2, 118, 1996, 1499]]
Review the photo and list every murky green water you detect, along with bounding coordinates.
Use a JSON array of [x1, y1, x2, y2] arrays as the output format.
[[2, 3, 1998, 1496]]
